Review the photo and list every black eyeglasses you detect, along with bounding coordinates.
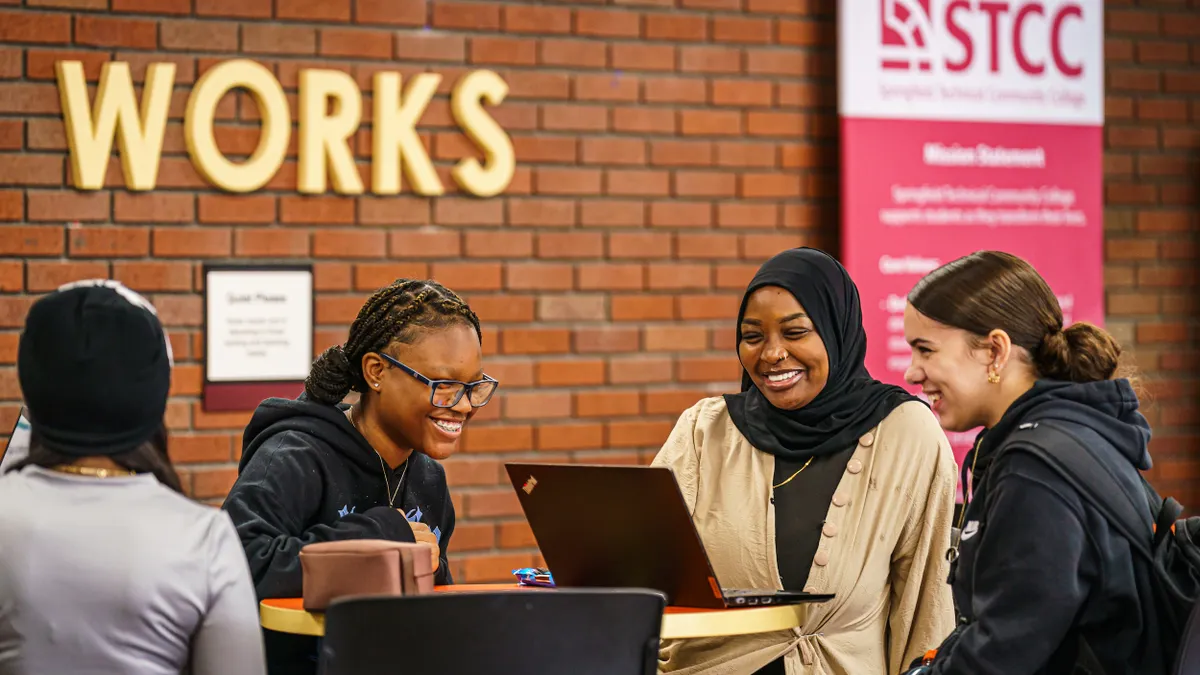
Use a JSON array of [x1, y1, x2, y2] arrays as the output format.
[[376, 352, 499, 409]]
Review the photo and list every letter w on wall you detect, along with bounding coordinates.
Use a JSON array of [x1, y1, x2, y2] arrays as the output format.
[[56, 61, 176, 191]]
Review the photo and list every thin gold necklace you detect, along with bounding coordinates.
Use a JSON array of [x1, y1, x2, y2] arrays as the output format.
[[50, 464, 136, 478], [772, 456, 813, 489], [348, 406, 409, 508], [376, 452, 408, 508]]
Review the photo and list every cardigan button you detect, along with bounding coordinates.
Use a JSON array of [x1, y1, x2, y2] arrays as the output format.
[[814, 551, 830, 567], [847, 459, 863, 474], [804, 585, 818, 593], [860, 431, 875, 447], [822, 522, 838, 537], [832, 492, 848, 507]]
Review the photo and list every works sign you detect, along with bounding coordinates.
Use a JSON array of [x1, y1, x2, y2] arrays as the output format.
[[55, 59, 515, 197]]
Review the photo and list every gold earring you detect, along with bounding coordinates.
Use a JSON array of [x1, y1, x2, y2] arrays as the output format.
[[987, 368, 1000, 384]]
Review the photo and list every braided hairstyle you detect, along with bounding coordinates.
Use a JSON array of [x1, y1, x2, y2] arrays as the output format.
[[305, 279, 482, 405]]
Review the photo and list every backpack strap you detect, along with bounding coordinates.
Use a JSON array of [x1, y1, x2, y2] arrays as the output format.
[[1002, 421, 1165, 675], [1152, 496, 1185, 549], [1001, 419, 1156, 562]]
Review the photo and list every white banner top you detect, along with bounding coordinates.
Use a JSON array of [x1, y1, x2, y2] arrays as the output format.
[[839, 0, 1104, 126]]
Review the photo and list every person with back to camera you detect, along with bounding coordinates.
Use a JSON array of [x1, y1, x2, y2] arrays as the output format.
[[653, 248, 958, 675], [0, 280, 265, 675], [221, 278, 498, 675], [901, 251, 1166, 674]]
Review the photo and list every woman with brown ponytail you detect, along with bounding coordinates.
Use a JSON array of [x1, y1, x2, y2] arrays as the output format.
[[902, 251, 1164, 675], [222, 279, 498, 675]]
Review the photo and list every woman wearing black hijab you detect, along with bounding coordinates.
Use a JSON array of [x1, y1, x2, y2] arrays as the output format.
[[653, 248, 957, 675]]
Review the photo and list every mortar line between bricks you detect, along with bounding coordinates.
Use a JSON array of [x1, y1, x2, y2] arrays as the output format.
[[225, 2, 826, 23], [3, 33, 835, 58], [1, 81, 834, 98], [0, 103, 833, 116], [9, 14, 829, 41]]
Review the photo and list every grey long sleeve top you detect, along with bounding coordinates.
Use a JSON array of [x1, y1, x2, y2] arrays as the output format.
[[0, 466, 266, 675]]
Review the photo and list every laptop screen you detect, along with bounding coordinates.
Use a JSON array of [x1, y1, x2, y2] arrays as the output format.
[[0, 408, 31, 473]]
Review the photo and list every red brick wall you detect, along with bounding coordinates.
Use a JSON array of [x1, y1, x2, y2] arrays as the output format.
[[0, 0, 1195, 583], [1103, 4, 1200, 515]]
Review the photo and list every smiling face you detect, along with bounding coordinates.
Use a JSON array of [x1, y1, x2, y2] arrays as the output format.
[[902, 303, 997, 432], [375, 322, 483, 460], [738, 286, 830, 411]]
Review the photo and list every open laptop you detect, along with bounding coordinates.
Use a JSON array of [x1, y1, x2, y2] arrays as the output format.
[[504, 462, 835, 610]]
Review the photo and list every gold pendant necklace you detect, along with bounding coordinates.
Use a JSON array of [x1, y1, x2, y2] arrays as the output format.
[[50, 464, 137, 478], [349, 406, 410, 508], [771, 456, 813, 489], [376, 452, 408, 508]]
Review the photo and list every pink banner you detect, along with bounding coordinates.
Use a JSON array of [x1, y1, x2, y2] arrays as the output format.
[[838, 0, 1105, 493]]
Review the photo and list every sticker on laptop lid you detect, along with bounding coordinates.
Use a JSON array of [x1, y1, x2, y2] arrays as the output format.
[[522, 476, 537, 494]]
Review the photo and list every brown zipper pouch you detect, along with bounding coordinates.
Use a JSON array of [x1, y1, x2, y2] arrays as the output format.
[[299, 539, 435, 611]]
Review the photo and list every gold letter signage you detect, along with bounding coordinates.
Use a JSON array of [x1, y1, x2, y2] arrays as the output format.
[[55, 58, 515, 197], [56, 61, 174, 191], [185, 59, 290, 193]]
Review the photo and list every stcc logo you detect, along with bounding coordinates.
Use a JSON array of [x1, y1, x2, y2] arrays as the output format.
[[880, 0, 1086, 77]]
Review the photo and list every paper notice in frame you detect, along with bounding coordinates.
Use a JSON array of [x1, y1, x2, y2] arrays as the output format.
[[202, 264, 314, 412]]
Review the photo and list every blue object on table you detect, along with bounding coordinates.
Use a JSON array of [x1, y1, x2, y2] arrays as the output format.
[[512, 567, 555, 587]]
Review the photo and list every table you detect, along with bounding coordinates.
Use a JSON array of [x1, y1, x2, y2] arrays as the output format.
[[260, 584, 805, 640]]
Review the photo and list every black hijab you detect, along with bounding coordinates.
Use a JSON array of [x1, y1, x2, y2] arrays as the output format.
[[723, 247, 922, 460]]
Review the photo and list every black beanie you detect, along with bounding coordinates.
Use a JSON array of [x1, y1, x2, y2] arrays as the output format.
[[17, 280, 173, 457]]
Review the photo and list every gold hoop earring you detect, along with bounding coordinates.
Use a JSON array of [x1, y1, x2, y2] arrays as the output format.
[[987, 369, 1000, 384]]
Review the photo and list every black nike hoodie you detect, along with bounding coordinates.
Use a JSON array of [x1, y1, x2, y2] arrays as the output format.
[[927, 378, 1164, 675]]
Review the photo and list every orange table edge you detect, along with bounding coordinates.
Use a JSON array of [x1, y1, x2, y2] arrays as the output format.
[[260, 585, 806, 640]]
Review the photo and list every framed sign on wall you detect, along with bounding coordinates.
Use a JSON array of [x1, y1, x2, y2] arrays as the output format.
[[202, 264, 315, 412]]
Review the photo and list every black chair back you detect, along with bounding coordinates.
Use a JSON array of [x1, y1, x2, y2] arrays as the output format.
[[319, 588, 666, 675]]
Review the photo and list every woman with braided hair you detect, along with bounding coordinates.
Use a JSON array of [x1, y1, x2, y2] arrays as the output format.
[[222, 278, 497, 675]]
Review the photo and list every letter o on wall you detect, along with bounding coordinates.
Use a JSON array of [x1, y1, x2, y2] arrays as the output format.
[[185, 59, 291, 193]]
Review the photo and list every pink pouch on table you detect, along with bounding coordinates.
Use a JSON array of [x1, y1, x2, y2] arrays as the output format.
[[299, 539, 434, 611]]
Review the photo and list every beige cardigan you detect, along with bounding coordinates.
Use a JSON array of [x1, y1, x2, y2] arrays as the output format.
[[653, 397, 958, 675]]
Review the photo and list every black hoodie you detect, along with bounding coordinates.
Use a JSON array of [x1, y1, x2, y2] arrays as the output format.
[[223, 395, 457, 674], [928, 379, 1164, 675], [222, 394, 456, 598]]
